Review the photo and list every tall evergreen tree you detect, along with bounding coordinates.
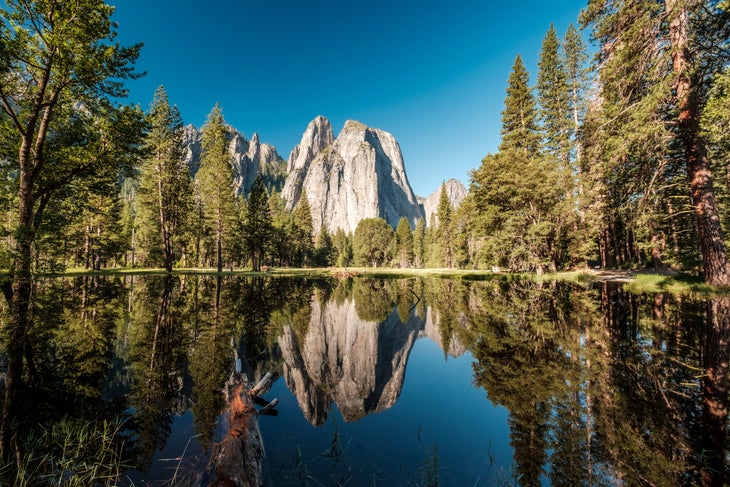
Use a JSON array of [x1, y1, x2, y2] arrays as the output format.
[[267, 190, 290, 266], [469, 58, 566, 273], [500, 55, 541, 155], [137, 86, 193, 272], [290, 190, 314, 266], [395, 217, 414, 268], [243, 176, 272, 271], [537, 24, 571, 166], [413, 218, 426, 269], [562, 23, 592, 265], [332, 228, 353, 267], [197, 104, 236, 272], [314, 227, 334, 266], [437, 183, 454, 268], [563, 23, 589, 170]]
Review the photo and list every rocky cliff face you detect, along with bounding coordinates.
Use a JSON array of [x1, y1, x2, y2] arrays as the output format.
[[281, 117, 424, 234], [183, 124, 286, 195], [420, 178, 468, 226], [277, 297, 424, 425]]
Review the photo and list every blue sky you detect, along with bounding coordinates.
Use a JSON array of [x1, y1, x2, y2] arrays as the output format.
[[113, 0, 589, 197]]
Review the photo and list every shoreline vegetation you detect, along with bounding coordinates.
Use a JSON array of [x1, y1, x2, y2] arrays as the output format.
[[0, 266, 718, 295]]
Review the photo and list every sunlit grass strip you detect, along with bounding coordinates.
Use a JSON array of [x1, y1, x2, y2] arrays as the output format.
[[21, 265, 730, 295], [626, 272, 718, 295]]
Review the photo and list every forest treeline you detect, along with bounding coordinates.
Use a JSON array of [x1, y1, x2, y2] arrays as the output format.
[[1, 1, 730, 283]]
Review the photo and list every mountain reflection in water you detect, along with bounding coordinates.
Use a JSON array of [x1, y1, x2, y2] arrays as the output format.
[[0, 275, 727, 486]]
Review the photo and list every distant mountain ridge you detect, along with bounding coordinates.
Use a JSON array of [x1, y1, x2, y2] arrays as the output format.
[[182, 116, 467, 232], [183, 124, 286, 195]]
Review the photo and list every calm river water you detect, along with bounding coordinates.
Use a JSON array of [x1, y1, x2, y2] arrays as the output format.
[[0, 275, 727, 486]]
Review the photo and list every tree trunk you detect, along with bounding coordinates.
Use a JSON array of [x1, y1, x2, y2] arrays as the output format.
[[1, 137, 35, 461], [209, 372, 277, 486], [159, 174, 173, 273], [666, 0, 730, 286]]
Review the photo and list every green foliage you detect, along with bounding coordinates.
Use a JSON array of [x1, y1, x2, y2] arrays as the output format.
[[395, 216, 414, 268], [436, 182, 453, 268], [243, 177, 273, 271], [579, 0, 730, 276], [196, 104, 237, 272], [703, 67, 730, 232], [537, 24, 571, 165], [413, 218, 426, 269], [470, 150, 564, 273], [332, 228, 353, 267], [468, 54, 570, 274], [314, 226, 334, 266], [499, 55, 541, 155], [137, 86, 193, 272], [0, 0, 142, 278], [31, 106, 145, 271], [289, 191, 314, 266], [353, 217, 394, 267]]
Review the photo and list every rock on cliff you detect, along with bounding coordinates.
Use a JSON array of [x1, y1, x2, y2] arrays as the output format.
[[420, 178, 468, 226], [183, 124, 286, 195], [281, 117, 424, 234]]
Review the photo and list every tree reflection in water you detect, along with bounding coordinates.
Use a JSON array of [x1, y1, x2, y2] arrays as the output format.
[[0, 275, 728, 485]]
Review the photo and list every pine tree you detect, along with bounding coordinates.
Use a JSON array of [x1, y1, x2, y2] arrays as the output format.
[[332, 228, 353, 267], [0, 0, 143, 458], [563, 23, 589, 170], [413, 218, 426, 269], [537, 24, 571, 166], [267, 190, 290, 266], [436, 183, 454, 268], [314, 227, 334, 266], [290, 190, 314, 266], [395, 217, 414, 268], [500, 55, 541, 155], [196, 104, 236, 272], [353, 218, 394, 267], [137, 86, 193, 272], [469, 58, 566, 273], [703, 67, 730, 230], [243, 176, 272, 271]]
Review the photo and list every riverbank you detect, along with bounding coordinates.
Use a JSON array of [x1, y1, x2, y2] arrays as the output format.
[[1, 266, 719, 294]]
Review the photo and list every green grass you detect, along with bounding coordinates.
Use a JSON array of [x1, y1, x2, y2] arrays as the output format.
[[7, 265, 730, 295], [0, 416, 129, 487], [625, 272, 720, 295]]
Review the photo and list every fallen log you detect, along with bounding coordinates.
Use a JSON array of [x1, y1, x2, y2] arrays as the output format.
[[208, 371, 277, 487]]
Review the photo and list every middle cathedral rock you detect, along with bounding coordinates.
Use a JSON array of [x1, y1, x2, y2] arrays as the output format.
[[281, 116, 425, 234]]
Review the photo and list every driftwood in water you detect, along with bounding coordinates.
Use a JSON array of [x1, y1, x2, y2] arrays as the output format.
[[208, 372, 277, 487]]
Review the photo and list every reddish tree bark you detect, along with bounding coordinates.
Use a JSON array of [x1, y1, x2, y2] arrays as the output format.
[[666, 0, 730, 286]]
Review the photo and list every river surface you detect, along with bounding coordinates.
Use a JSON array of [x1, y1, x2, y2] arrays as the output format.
[[0, 275, 727, 485]]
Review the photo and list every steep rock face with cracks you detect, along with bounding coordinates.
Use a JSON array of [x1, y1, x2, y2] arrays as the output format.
[[281, 117, 424, 234], [184, 124, 286, 196]]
